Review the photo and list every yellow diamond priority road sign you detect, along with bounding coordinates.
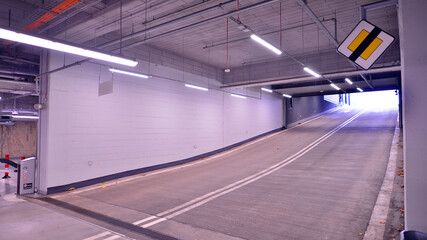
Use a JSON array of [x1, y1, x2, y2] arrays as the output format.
[[337, 20, 395, 70]]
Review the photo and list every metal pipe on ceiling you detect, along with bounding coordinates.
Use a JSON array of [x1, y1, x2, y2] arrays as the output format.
[[296, 0, 338, 47], [0, 69, 38, 77], [38, 59, 86, 77], [0, 92, 38, 101], [220, 65, 401, 89], [32, 0, 230, 71], [0, 55, 39, 65], [359, 74, 373, 89], [40, 0, 282, 75], [296, 0, 375, 89], [241, 47, 337, 66], [96, 0, 208, 33], [0, 74, 27, 81], [98, 0, 238, 49], [226, 15, 306, 67], [120, 0, 283, 51], [203, 18, 336, 49], [0, 78, 36, 87]]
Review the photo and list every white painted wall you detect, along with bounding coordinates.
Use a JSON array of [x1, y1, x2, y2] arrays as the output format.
[[399, 0, 427, 232], [39, 52, 282, 191]]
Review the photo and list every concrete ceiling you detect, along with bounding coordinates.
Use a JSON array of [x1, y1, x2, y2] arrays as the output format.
[[0, 0, 401, 98]]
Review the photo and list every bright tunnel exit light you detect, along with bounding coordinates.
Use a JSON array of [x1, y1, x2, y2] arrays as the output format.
[[282, 94, 292, 98], [109, 69, 149, 78], [0, 28, 138, 67], [185, 84, 208, 91], [250, 34, 282, 55], [231, 94, 247, 99], [357, 87, 363, 92], [330, 83, 340, 90], [351, 90, 398, 109], [261, 88, 273, 93], [345, 78, 353, 85], [303, 67, 321, 78]]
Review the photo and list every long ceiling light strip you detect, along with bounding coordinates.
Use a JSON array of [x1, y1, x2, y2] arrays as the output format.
[[345, 78, 353, 85], [330, 83, 340, 90], [303, 67, 321, 78], [231, 93, 247, 99], [357, 87, 363, 92], [261, 88, 273, 93], [185, 84, 208, 91], [250, 34, 282, 55], [282, 94, 292, 98], [0, 28, 138, 67], [109, 69, 149, 78]]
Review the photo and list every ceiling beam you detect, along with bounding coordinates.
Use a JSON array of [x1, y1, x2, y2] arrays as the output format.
[[273, 77, 397, 90], [291, 85, 398, 98], [221, 66, 401, 89]]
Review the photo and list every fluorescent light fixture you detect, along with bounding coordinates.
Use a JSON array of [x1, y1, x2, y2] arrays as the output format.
[[231, 94, 247, 99], [330, 83, 340, 90], [12, 115, 39, 120], [303, 67, 321, 78], [282, 94, 292, 98], [109, 69, 149, 78], [345, 78, 353, 85], [185, 84, 208, 91], [250, 34, 282, 55], [261, 88, 273, 93], [357, 87, 363, 92], [0, 28, 138, 67]]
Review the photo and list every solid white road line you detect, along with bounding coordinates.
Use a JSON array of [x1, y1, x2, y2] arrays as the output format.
[[83, 232, 112, 240], [133, 110, 365, 229], [132, 215, 159, 225]]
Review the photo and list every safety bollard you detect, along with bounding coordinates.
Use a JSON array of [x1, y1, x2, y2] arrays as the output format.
[[2, 154, 11, 179]]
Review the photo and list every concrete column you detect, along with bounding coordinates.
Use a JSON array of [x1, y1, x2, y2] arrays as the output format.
[[37, 49, 49, 194], [399, 0, 427, 232]]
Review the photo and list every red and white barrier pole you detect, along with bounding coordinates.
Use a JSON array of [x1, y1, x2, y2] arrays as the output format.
[[2, 154, 11, 179]]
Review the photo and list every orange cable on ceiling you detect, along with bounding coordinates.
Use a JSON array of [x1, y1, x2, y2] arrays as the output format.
[[22, 0, 82, 31]]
